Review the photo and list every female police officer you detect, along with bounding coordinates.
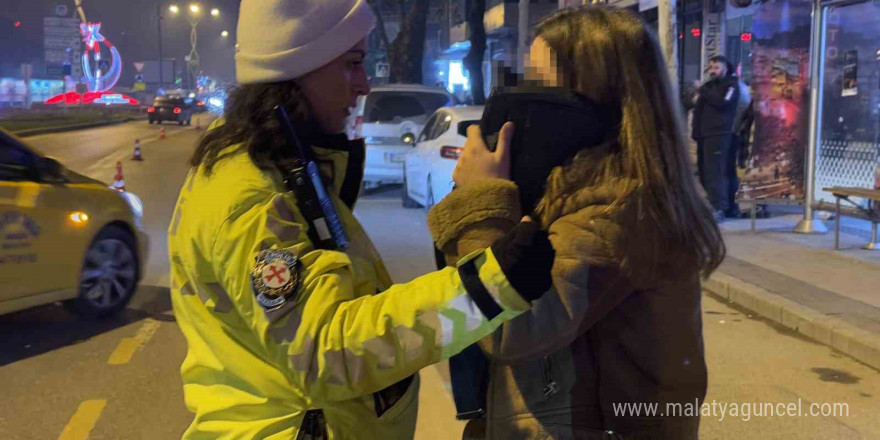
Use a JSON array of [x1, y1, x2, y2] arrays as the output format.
[[167, 0, 553, 438]]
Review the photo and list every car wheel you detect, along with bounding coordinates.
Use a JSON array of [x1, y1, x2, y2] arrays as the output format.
[[65, 226, 139, 318], [401, 165, 420, 209], [178, 120, 184, 126], [148, 119, 154, 125]]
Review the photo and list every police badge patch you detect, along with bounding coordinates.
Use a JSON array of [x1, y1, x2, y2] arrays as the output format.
[[251, 249, 302, 310]]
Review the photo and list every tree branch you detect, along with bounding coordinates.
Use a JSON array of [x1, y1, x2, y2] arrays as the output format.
[[367, 0, 392, 52]]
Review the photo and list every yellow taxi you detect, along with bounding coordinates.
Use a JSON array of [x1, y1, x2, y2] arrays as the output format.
[[0, 128, 148, 317]]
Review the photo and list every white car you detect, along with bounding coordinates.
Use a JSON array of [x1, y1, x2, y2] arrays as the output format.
[[402, 106, 484, 209], [350, 84, 453, 189]]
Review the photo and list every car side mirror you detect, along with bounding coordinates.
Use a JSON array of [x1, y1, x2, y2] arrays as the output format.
[[37, 157, 66, 183]]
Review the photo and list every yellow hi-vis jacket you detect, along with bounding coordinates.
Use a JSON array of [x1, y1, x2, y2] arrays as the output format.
[[168, 133, 531, 439]]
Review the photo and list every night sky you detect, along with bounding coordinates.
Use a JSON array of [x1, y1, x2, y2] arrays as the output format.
[[1, 0, 240, 84]]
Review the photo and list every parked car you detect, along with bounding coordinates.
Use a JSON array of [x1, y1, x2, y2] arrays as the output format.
[[402, 106, 483, 209], [349, 84, 453, 189], [147, 95, 195, 125], [0, 129, 148, 318]]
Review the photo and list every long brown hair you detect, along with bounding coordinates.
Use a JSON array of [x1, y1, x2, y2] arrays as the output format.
[[189, 80, 311, 175], [534, 5, 725, 277]]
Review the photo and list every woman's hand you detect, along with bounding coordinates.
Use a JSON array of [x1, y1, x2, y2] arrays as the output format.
[[452, 122, 515, 189]]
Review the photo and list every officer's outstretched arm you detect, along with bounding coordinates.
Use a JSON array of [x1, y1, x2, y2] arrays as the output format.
[[212, 192, 545, 405]]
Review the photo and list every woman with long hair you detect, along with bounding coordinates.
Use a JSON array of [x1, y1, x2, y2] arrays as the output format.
[[167, 1, 554, 438], [428, 6, 725, 439]]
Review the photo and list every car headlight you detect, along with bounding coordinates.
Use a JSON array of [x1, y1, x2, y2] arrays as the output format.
[[120, 192, 144, 229]]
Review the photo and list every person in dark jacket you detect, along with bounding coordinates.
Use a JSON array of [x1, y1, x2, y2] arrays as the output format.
[[428, 6, 726, 439], [693, 55, 740, 220]]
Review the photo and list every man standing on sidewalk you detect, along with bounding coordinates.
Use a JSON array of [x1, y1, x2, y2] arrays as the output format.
[[693, 56, 740, 221]]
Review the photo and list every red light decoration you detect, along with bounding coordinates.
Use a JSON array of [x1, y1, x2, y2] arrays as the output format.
[[173, 107, 182, 114], [147, 106, 155, 113], [14, 21, 21, 28], [44, 91, 139, 106], [740, 32, 753, 42], [691, 28, 701, 38], [678, 33, 683, 40]]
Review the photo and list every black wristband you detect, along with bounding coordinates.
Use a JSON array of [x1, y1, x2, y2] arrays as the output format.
[[490, 222, 555, 302]]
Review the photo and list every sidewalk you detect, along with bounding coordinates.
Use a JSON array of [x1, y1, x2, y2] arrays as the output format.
[[704, 208, 880, 369]]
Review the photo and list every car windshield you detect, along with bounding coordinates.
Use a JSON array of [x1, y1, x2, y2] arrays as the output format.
[[363, 91, 450, 124]]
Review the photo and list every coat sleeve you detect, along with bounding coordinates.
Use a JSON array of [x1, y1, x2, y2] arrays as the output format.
[[212, 190, 532, 405], [478, 211, 634, 364], [428, 180, 634, 364]]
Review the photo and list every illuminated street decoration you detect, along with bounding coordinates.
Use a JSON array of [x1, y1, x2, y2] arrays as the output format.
[[44, 2, 128, 104], [45, 91, 139, 106], [79, 22, 122, 92], [93, 93, 136, 105]]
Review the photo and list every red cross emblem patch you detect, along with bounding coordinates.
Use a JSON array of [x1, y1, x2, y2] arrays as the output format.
[[250, 249, 301, 309]]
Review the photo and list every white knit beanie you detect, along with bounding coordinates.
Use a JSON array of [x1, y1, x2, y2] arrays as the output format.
[[236, 0, 376, 84]]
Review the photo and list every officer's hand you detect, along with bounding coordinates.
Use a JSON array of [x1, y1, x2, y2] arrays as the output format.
[[490, 217, 555, 302], [452, 122, 514, 189]]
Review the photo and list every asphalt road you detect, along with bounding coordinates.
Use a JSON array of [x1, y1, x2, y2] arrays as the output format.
[[1, 120, 878, 439]]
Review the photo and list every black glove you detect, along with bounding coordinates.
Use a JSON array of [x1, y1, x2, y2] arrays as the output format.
[[490, 221, 555, 302]]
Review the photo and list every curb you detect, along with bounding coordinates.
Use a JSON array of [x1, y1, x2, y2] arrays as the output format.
[[12, 116, 147, 138], [703, 272, 880, 370]]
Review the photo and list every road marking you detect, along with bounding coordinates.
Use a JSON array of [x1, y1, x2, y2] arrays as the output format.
[[58, 399, 106, 440], [82, 126, 194, 176], [107, 318, 162, 365]]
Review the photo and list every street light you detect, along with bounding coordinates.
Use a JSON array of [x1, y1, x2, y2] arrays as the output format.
[[160, 2, 221, 91]]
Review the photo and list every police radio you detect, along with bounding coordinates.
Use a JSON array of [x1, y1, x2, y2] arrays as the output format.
[[274, 106, 349, 251]]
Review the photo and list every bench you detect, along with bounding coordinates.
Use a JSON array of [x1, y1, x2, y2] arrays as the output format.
[[823, 186, 880, 251], [736, 198, 805, 232]]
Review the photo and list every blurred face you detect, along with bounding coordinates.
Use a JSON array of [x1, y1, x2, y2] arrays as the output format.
[[525, 36, 564, 87], [298, 39, 370, 134], [707, 61, 728, 80]]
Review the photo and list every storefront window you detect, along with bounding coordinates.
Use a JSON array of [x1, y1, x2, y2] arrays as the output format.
[[678, 0, 704, 88], [726, 14, 755, 82]]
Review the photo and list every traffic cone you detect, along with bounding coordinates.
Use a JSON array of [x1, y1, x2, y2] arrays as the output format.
[[112, 161, 125, 192], [132, 139, 143, 161], [159, 127, 166, 140]]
